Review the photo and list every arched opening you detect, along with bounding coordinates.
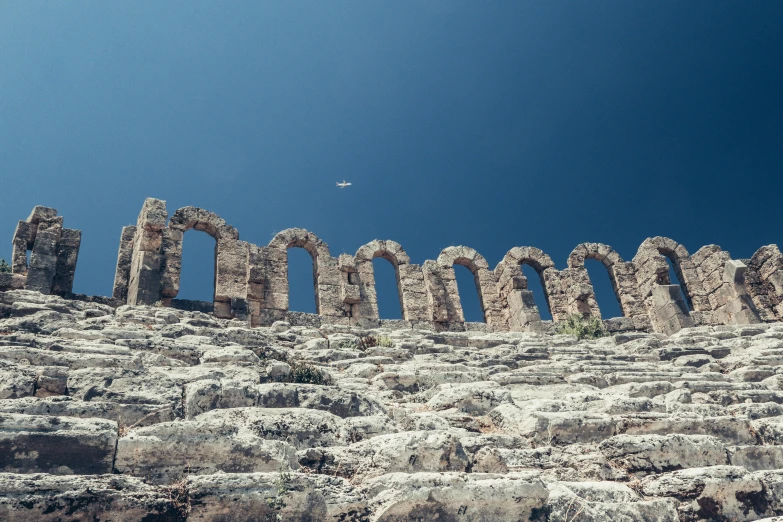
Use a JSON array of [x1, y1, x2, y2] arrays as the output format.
[[25, 250, 30, 271], [584, 258, 623, 319], [664, 255, 692, 311], [177, 230, 217, 302], [454, 264, 484, 322], [521, 264, 552, 320], [288, 247, 317, 313], [372, 257, 403, 320]]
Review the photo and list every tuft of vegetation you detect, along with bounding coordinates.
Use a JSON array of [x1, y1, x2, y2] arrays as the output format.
[[289, 362, 325, 385], [555, 314, 607, 340], [0, 259, 11, 274], [336, 338, 360, 351], [265, 465, 293, 521], [359, 334, 394, 350], [377, 335, 394, 347]]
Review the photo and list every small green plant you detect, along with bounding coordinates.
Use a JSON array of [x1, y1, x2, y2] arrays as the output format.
[[337, 338, 360, 351], [359, 334, 394, 349], [377, 335, 394, 348], [289, 362, 325, 385], [555, 314, 607, 340], [0, 259, 11, 274], [265, 464, 292, 521]]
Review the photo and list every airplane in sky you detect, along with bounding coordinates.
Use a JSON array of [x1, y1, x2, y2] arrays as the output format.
[[336, 180, 352, 189]]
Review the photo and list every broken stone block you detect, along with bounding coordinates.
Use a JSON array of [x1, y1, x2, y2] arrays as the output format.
[[115, 414, 298, 484], [361, 471, 549, 521], [0, 473, 183, 521], [0, 413, 117, 474]]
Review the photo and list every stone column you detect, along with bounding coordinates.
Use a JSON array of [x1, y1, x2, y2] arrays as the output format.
[[127, 198, 167, 306], [112, 226, 137, 301], [51, 228, 81, 295], [24, 221, 61, 293]]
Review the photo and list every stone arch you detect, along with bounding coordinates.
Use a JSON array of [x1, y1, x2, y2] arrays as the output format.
[[632, 237, 709, 312], [160, 206, 248, 318], [168, 207, 239, 240], [746, 245, 783, 321], [494, 247, 566, 322], [434, 246, 506, 330], [354, 240, 410, 320], [267, 228, 339, 316], [566, 243, 637, 319]]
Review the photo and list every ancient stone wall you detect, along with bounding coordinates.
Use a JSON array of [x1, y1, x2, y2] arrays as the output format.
[[0, 206, 81, 297], [101, 198, 780, 336], [4, 198, 783, 336]]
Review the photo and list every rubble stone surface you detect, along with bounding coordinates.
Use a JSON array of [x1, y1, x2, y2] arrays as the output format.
[[2, 289, 783, 520]]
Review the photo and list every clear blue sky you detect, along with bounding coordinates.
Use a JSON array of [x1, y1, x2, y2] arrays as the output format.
[[1, 2, 782, 321]]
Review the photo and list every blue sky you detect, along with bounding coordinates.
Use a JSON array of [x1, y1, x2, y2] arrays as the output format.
[[1, 2, 782, 321]]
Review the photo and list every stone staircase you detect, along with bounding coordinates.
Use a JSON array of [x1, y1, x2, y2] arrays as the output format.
[[4, 289, 783, 520]]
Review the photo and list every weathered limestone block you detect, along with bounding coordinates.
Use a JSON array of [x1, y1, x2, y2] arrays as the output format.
[[713, 260, 762, 325], [184, 472, 365, 522], [11, 220, 35, 275], [111, 225, 137, 301], [639, 466, 767, 521], [115, 415, 298, 484], [650, 284, 694, 335], [50, 228, 80, 295], [24, 222, 62, 294], [616, 414, 757, 445], [159, 226, 185, 299], [0, 413, 117, 474], [184, 381, 386, 419], [298, 430, 469, 479], [599, 434, 727, 473], [0, 363, 35, 399], [0, 396, 177, 428], [425, 381, 511, 415], [0, 474, 184, 521], [545, 482, 679, 522], [361, 472, 549, 522], [127, 198, 167, 306], [214, 238, 249, 316], [490, 404, 615, 445], [184, 407, 344, 449]]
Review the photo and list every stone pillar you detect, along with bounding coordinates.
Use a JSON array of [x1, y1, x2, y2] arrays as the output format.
[[399, 263, 429, 322], [213, 238, 249, 318], [497, 264, 541, 331], [11, 221, 34, 275], [51, 228, 81, 295], [127, 198, 167, 306], [561, 267, 600, 319], [112, 226, 137, 301], [650, 285, 694, 335], [423, 261, 450, 323], [24, 220, 62, 294], [339, 254, 361, 318], [159, 227, 185, 300]]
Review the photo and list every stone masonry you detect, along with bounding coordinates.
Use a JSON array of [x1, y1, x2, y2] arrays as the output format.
[[1, 198, 781, 337], [4, 201, 783, 520], [107, 198, 775, 336], [0, 206, 81, 297]]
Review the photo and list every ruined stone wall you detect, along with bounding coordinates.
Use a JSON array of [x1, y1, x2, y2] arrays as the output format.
[[0, 206, 81, 297], [4, 198, 783, 336]]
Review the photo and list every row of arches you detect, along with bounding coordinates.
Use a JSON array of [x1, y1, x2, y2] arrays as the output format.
[[172, 223, 697, 324], [119, 199, 771, 332]]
